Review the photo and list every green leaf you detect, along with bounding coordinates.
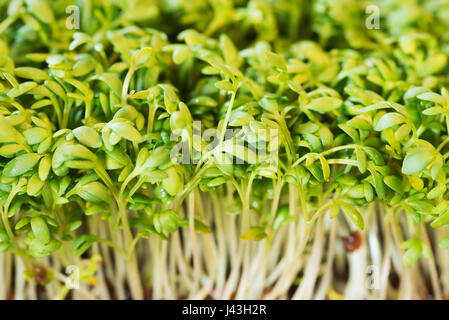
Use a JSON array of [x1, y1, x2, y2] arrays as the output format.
[[172, 46, 191, 65], [384, 176, 403, 193], [27, 173, 45, 196], [64, 221, 82, 233], [161, 167, 182, 197], [31, 99, 52, 110], [76, 182, 110, 203], [0, 114, 26, 144], [0, 228, 11, 252], [401, 238, 425, 266], [0, 144, 24, 157], [259, 97, 279, 114], [341, 203, 364, 230], [433, 202, 449, 215], [439, 235, 449, 249], [364, 183, 374, 202], [37, 155, 50, 181], [24, 127, 48, 145], [417, 53, 447, 77], [30, 216, 50, 245], [131, 47, 153, 69], [194, 219, 212, 234], [220, 34, 241, 67], [28, 238, 61, 258], [374, 112, 406, 131], [319, 155, 330, 181], [307, 163, 324, 182], [347, 185, 365, 199], [364, 147, 384, 165], [263, 51, 287, 72], [158, 210, 179, 233], [431, 210, 449, 228], [359, 101, 392, 113], [52, 144, 96, 169], [221, 143, 258, 164], [371, 169, 386, 199], [7, 81, 37, 98], [215, 80, 234, 91], [330, 203, 340, 218], [395, 124, 412, 140], [356, 147, 367, 173], [64, 78, 92, 98], [428, 184, 446, 199], [15, 217, 31, 230], [345, 86, 383, 106], [417, 92, 446, 106], [26, 0, 54, 24], [338, 124, 359, 142], [240, 226, 267, 241], [402, 152, 435, 175], [73, 126, 102, 148], [45, 80, 66, 99], [408, 175, 424, 190], [304, 97, 342, 113], [319, 127, 333, 149], [109, 121, 143, 143], [97, 73, 122, 96], [431, 154, 444, 180], [142, 147, 170, 170], [71, 234, 96, 256], [207, 177, 227, 187], [73, 59, 95, 77], [347, 117, 371, 130], [422, 107, 446, 116], [3, 153, 42, 177], [15, 67, 50, 81]]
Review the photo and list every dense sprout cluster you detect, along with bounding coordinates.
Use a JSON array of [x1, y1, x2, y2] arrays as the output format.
[[1, 0, 449, 300]]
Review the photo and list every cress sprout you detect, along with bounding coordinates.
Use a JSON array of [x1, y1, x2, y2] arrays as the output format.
[[0, 0, 449, 300]]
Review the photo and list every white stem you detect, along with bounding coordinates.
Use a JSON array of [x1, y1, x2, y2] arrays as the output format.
[[0, 253, 5, 299], [421, 225, 442, 299], [265, 217, 309, 299], [212, 194, 227, 298], [436, 228, 449, 296], [379, 214, 392, 300], [188, 192, 201, 298], [151, 238, 161, 299], [314, 217, 337, 300], [343, 240, 367, 300], [293, 216, 325, 299], [14, 255, 25, 300]]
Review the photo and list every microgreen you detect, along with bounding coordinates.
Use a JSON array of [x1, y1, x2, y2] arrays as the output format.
[[0, 0, 449, 301]]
